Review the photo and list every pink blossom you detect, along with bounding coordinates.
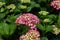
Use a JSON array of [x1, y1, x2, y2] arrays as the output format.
[[19, 29, 40, 40], [15, 13, 40, 30], [50, 0, 60, 10]]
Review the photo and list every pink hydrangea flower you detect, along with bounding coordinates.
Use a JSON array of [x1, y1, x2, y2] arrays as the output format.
[[15, 13, 40, 30], [50, 0, 60, 10], [19, 29, 40, 40]]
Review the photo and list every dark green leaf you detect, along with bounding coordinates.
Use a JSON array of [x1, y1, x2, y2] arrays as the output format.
[[41, 37, 48, 40], [41, 7, 47, 11], [0, 13, 6, 20], [0, 36, 3, 40], [38, 0, 47, 3], [19, 25, 29, 35]]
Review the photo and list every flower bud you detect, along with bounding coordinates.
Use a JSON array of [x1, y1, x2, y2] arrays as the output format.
[[43, 19, 51, 23], [0, 7, 5, 12], [20, 5, 27, 9], [7, 4, 16, 12], [52, 25, 60, 35], [21, 0, 31, 3], [0, 2, 5, 8], [39, 11, 49, 16]]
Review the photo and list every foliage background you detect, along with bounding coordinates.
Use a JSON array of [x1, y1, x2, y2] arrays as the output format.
[[0, 0, 60, 40]]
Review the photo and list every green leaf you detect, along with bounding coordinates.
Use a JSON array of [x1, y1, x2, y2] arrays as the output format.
[[35, 4, 40, 7], [45, 25, 53, 33], [26, 6, 32, 12], [41, 37, 48, 40], [36, 24, 45, 31], [0, 13, 6, 20], [0, 0, 5, 2], [38, 0, 47, 3], [0, 23, 9, 35], [9, 23, 17, 35], [6, 15, 19, 23], [3, 23, 9, 35], [19, 25, 29, 35], [41, 7, 47, 11], [0, 22, 17, 35], [57, 13, 60, 28], [26, 1, 40, 12], [0, 11, 9, 20], [47, 14, 56, 19], [30, 1, 40, 7]]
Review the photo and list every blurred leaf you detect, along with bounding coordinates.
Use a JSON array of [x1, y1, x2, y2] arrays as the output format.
[[26, 2, 35, 12], [57, 13, 60, 28], [0, 13, 6, 20], [36, 24, 45, 31], [45, 25, 53, 33], [0, 37, 3, 40], [6, 15, 19, 23], [26, 1, 40, 12], [47, 14, 56, 20], [0, 22, 17, 35], [41, 37, 48, 40], [6, 0, 18, 4], [0, 23, 9, 35], [0, 11, 9, 20], [41, 7, 47, 11], [9, 23, 17, 35], [26, 6, 32, 12], [14, 7, 21, 12], [30, 1, 40, 7], [19, 25, 29, 35], [38, 0, 47, 3], [35, 4, 40, 7], [0, 0, 5, 2], [0, 7, 6, 12]]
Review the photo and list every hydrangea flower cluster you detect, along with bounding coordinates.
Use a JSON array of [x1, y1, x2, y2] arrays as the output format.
[[50, 0, 60, 10], [52, 25, 60, 35], [15, 13, 40, 40], [15, 13, 40, 30], [19, 29, 40, 40]]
